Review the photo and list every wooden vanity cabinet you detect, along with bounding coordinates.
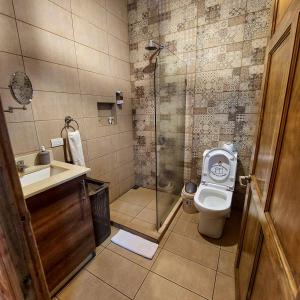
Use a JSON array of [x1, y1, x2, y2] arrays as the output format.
[[26, 175, 95, 293]]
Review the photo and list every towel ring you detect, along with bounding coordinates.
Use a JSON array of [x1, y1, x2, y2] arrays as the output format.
[[60, 116, 79, 137]]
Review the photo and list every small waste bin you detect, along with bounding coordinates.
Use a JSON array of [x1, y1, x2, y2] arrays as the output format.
[[181, 182, 198, 214], [86, 178, 111, 246]]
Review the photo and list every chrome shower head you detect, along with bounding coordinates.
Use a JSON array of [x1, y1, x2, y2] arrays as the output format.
[[145, 40, 158, 51]]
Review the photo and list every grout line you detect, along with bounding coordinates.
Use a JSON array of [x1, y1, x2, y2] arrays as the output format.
[[0, 13, 130, 63], [150, 268, 210, 300], [212, 247, 221, 300], [84, 269, 131, 300]]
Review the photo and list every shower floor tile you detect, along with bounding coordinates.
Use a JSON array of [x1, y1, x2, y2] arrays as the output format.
[[109, 187, 181, 241]]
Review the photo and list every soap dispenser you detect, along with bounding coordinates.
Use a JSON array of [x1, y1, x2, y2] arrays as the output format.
[[38, 146, 50, 165]]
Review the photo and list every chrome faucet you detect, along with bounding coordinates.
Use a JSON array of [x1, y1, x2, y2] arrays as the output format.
[[16, 160, 27, 173]]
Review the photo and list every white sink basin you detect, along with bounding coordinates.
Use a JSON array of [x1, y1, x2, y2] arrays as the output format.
[[20, 166, 67, 187]]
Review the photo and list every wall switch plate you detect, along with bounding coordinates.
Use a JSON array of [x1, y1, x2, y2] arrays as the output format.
[[51, 137, 64, 147]]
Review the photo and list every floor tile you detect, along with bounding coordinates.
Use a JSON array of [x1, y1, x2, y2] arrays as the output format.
[[179, 210, 199, 224], [173, 219, 220, 248], [57, 270, 128, 300], [135, 272, 206, 300], [163, 232, 219, 270], [107, 242, 160, 269], [146, 199, 156, 210], [118, 188, 154, 207], [86, 249, 148, 298], [135, 207, 156, 224], [152, 249, 216, 299], [220, 211, 242, 253], [130, 218, 157, 231], [111, 199, 144, 217], [95, 245, 105, 255], [218, 250, 236, 277], [110, 210, 134, 225], [213, 272, 235, 300]]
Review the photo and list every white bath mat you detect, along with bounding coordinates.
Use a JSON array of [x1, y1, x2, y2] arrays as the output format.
[[111, 229, 158, 259]]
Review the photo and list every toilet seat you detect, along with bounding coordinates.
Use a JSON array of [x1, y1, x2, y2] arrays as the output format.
[[201, 148, 237, 191], [194, 184, 232, 216]]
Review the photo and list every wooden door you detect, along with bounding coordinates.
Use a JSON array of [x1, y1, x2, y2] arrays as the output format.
[[236, 1, 300, 299], [0, 98, 50, 299]]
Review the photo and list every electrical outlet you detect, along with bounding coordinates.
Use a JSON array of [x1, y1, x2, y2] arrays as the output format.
[[51, 137, 64, 147]]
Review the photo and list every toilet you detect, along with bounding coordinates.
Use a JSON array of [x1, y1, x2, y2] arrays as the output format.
[[194, 144, 238, 238]]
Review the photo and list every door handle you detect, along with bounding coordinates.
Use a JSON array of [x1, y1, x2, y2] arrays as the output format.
[[239, 175, 251, 187]]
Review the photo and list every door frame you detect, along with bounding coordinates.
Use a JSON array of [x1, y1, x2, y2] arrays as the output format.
[[0, 97, 50, 299]]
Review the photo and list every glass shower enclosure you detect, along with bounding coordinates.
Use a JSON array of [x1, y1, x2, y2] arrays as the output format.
[[154, 50, 187, 228]]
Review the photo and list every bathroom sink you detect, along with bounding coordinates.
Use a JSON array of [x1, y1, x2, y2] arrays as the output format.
[[20, 166, 67, 187]]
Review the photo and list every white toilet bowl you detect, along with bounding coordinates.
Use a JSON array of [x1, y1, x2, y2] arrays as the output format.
[[194, 184, 233, 238], [193, 144, 238, 239]]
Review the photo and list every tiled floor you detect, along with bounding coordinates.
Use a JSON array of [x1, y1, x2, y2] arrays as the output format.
[[110, 188, 180, 240], [55, 207, 241, 300]]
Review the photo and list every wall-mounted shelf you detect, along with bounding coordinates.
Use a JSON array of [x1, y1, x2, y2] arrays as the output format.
[[97, 102, 116, 125]]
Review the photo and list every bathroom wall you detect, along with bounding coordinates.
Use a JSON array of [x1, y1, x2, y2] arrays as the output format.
[[128, 0, 273, 204], [0, 0, 134, 201]]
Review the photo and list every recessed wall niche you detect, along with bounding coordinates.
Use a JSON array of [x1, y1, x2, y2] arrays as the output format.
[[97, 101, 116, 126]]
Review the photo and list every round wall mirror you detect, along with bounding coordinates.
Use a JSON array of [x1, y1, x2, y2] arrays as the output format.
[[9, 72, 33, 106]]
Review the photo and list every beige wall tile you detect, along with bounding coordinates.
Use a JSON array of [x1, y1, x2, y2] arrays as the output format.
[[89, 153, 113, 178], [109, 56, 130, 80], [116, 146, 134, 166], [108, 34, 129, 62], [0, 52, 24, 88], [31, 91, 83, 120], [71, 0, 107, 31], [75, 43, 110, 75], [106, 0, 128, 23], [14, 0, 73, 39], [1, 88, 33, 122], [73, 15, 108, 53], [25, 58, 80, 93], [107, 12, 128, 43], [0, 0, 14, 16], [0, 14, 21, 54], [83, 118, 118, 139], [87, 136, 112, 160], [81, 95, 98, 117], [95, 0, 105, 8], [118, 160, 134, 181], [79, 70, 113, 96], [116, 97, 132, 115], [119, 174, 135, 195], [51, 0, 71, 11], [51, 146, 65, 161], [114, 78, 131, 97], [35, 119, 63, 148], [111, 131, 133, 151], [118, 115, 133, 132], [18, 21, 77, 67], [7, 122, 39, 154]]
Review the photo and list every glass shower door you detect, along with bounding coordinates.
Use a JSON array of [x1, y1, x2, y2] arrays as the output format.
[[155, 51, 187, 228]]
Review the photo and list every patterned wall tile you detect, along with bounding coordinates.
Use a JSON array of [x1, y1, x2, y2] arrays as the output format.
[[128, 0, 272, 195]]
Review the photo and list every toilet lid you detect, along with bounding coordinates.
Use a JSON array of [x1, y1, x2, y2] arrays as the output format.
[[201, 148, 237, 189]]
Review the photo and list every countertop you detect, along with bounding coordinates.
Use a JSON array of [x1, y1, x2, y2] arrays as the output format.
[[21, 160, 90, 199]]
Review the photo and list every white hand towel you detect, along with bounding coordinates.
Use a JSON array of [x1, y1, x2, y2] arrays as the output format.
[[67, 130, 85, 166]]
